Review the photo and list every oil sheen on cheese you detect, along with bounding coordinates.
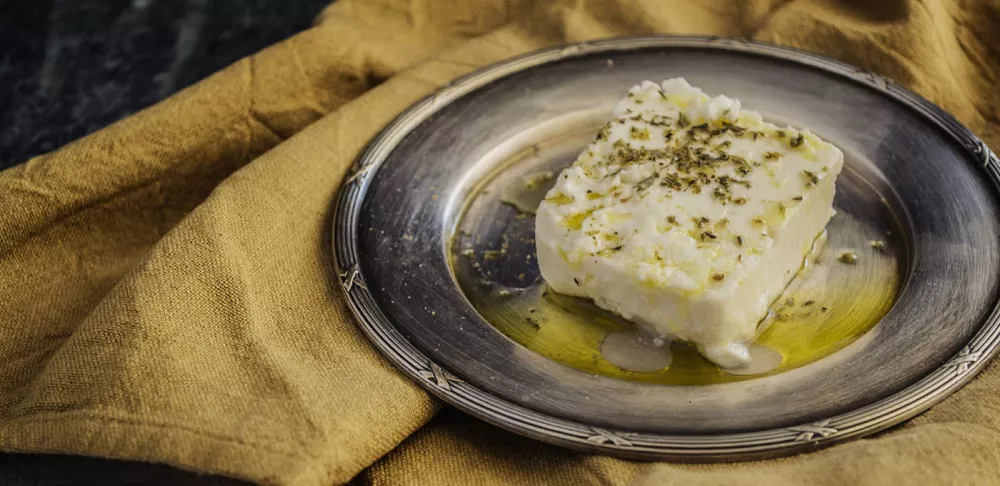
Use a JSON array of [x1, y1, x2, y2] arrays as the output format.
[[534, 78, 845, 368]]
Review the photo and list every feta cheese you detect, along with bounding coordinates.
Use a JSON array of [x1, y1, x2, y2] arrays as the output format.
[[535, 78, 844, 368]]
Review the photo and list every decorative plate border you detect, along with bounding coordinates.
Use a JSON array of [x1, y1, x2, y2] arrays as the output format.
[[331, 36, 1000, 461]]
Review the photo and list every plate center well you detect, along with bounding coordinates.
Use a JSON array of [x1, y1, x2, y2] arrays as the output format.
[[448, 110, 907, 385]]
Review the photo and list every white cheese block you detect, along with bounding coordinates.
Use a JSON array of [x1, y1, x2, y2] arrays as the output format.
[[535, 78, 844, 368]]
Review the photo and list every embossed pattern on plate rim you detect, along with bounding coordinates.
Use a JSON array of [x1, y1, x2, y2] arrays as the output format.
[[331, 36, 1000, 460]]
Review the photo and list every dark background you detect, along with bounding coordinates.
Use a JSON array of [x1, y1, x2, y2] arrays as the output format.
[[0, 0, 331, 170], [0, 0, 328, 482]]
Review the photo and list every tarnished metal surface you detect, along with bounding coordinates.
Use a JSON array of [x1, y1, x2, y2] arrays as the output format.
[[332, 36, 1000, 460]]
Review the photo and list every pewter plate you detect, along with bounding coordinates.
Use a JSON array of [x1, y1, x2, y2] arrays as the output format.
[[332, 36, 1000, 460]]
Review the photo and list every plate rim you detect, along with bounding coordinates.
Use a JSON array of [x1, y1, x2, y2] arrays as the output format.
[[331, 35, 1000, 460]]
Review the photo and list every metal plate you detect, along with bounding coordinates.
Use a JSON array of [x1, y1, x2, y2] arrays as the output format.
[[332, 36, 1000, 460]]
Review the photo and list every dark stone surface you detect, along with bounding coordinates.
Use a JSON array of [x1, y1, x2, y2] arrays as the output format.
[[0, 453, 250, 485], [0, 0, 331, 170], [0, 0, 330, 482]]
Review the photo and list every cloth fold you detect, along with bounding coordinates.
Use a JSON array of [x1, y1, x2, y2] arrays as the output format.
[[1, 0, 998, 484]]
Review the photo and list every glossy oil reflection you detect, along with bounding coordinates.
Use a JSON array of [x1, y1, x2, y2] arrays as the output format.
[[450, 123, 904, 386]]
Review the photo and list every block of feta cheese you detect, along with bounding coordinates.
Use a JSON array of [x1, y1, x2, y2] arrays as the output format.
[[535, 78, 844, 368]]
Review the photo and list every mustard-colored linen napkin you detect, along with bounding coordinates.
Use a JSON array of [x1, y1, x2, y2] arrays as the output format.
[[1, 0, 998, 484]]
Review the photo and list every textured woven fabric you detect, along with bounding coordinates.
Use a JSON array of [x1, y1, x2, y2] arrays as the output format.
[[1, 1, 998, 484]]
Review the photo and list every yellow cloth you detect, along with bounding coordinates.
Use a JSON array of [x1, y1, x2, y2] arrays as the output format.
[[1, 0, 999, 484]]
